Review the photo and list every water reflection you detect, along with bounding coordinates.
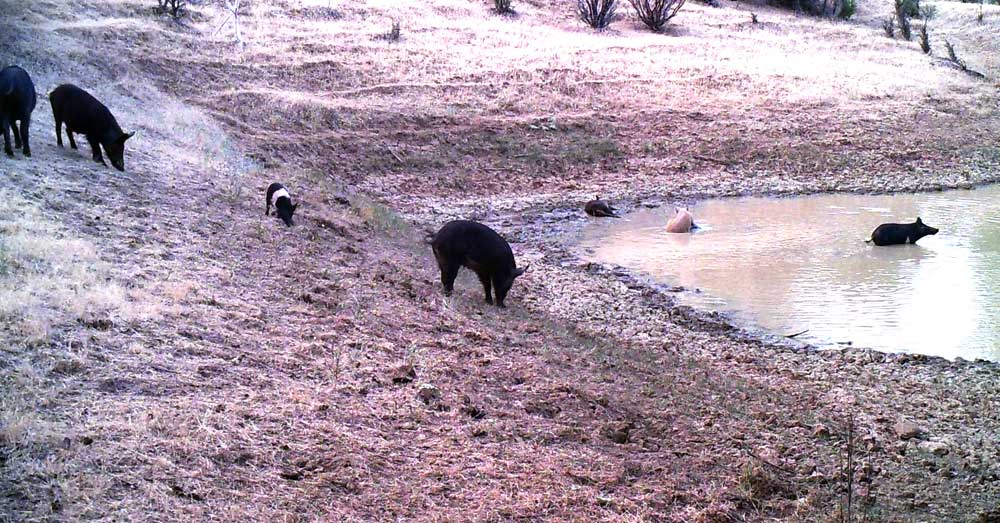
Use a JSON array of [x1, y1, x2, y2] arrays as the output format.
[[577, 187, 1000, 360]]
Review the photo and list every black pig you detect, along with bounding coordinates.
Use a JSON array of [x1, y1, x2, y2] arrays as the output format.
[[265, 182, 298, 227], [430, 220, 528, 308], [49, 84, 134, 171], [585, 195, 618, 218], [867, 217, 939, 246], [0, 66, 37, 158]]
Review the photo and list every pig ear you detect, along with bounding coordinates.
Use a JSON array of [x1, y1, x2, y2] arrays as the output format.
[[916, 217, 923, 224], [116, 131, 136, 144]]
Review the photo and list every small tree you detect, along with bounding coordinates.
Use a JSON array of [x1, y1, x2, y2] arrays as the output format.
[[629, 0, 686, 31], [945, 40, 966, 69], [895, 0, 913, 40], [838, 0, 856, 19], [157, 0, 186, 19], [901, 0, 920, 17], [919, 23, 931, 53], [578, 0, 619, 29], [494, 0, 514, 15], [882, 17, 895, 37]]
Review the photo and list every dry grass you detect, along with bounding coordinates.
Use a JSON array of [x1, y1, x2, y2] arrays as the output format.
[[0, 189, 133, 346], [2, 0, 1000, 522]]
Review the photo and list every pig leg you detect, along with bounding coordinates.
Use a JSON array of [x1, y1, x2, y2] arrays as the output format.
[[1, 115, 12, 157], [11, 121, 20, 149], [439, 262, 460, 297], [86, 135, 106, 166], [67, 128, 78, 150], [18, 116, 29, 157], [55, 119, 64, 147], [477, 272, 493, 305]]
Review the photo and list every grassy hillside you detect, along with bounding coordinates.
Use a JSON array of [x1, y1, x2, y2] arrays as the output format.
[[2, 0, 1000, 521]]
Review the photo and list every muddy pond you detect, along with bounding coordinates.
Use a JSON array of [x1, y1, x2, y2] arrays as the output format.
[[577, 185, 1000, 361]]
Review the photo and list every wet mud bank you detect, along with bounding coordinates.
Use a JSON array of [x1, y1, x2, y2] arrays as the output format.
[[458, 184, 1000, 372]]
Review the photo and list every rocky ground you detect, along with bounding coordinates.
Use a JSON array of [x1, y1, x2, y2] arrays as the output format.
[[2, 0, 1000, 522]]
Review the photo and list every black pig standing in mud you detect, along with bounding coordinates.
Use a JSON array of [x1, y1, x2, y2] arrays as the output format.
[[866, 217, 939, 246], [265, 182, 298, 227], [0, 66, 37, 158], [430, 220, 528, 308], [49, 84, 135, 171]]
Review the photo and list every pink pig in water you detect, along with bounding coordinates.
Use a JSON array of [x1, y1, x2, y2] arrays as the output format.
[[665, 207, 696, 233]]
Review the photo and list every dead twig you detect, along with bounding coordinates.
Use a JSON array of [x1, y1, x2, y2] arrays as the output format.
[[694, 154, 730, 166]]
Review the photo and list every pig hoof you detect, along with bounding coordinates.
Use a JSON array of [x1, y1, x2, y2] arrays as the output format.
[[23, 151, 30, 158], [4, 149, 12, 158]]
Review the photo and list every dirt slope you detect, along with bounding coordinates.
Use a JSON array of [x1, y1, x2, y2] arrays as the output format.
[[2, 1, 1000, 522]]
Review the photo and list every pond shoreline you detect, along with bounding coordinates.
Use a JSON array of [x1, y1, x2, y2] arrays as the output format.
[[486, 175, 1000, 372]]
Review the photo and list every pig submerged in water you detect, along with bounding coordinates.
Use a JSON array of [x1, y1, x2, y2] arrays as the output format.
[[430, 220, 528, 308], [867, 217, 939, 246], [666, 207, 696, 233], [49, 84, 135, 171], [0, 66, 37, 158]]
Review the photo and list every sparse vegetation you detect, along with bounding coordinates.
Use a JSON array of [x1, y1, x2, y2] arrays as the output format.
[[629, 0, 687, 32], [377, 18, 402, 41], [578, 0, 619, 29], [895, 0, 913, 40], [901, 0, 920, 17], [882, 17, 895, 37], [5, 0, 1000, 521], [944, 40, 985, 78], [917, 5, 935, 55], [493, 0, 515, 15], [837, 415, 857, 523], [214, 0, 245, 49], [839, 0, 856, 19], [0, 190, 129, 347], [774, 0, 855, 18], [156, 0, 186, 19], [751, 11, 759, 23]]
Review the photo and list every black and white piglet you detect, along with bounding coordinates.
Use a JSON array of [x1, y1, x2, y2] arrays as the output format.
[[265, 182, 299, 227]]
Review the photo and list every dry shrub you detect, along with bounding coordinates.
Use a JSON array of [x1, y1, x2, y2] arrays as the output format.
[[156, 0, 186, 19], [578, 0, 619, 29], [895, 0, 913, 40], [882, 18, 895, 38], [494, 0, 515, 15], [629, 0, 686, 32], [773, 0, 855, 18]]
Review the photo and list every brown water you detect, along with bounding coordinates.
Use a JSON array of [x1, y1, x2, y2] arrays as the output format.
[[577, 186, 1000, 360]]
